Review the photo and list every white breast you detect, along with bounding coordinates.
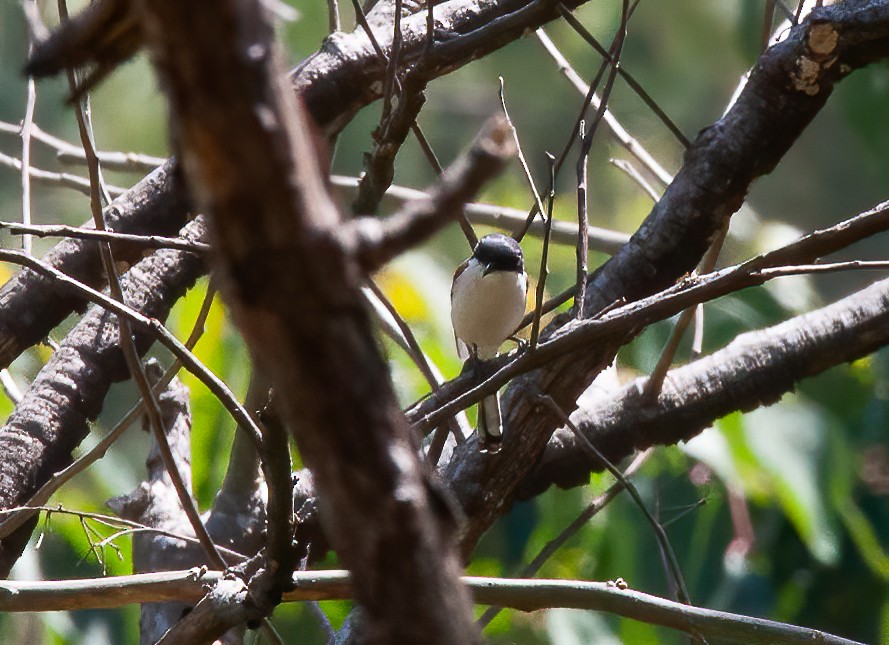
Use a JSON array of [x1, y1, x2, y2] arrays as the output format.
[[451, 259, 527, 360]]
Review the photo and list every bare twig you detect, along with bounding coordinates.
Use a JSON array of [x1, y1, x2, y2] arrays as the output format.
[[535, 28, 674, 187], [0, 283, 217, 540], [609, 158, 660, 202], [1, 221, 210, 255], [643, 222, 728, 401], [0, 150, 127, 197], [529, 156, 555, 350], [0, 246, 263, 448], [538, 395, 691, 605], [478, 448, 653, 628], [330, 175, 629, 253], [555, 5, 690, 148], [498, 77, 547, 231]]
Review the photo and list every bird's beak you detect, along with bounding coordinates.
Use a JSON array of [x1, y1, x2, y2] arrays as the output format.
[[483, 262, 495, 276]]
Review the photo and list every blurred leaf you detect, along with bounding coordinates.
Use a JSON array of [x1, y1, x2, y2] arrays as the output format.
[[741, 399, 840, 565], [546, 608, 621, 645]]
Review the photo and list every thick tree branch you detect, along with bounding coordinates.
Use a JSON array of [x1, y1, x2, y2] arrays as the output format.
[[525, 274, 889, 496], [439, 0, 889, 554], [136, 0, 483, 642]]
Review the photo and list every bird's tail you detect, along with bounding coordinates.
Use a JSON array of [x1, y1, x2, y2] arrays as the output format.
[[477, 392, 502, 453]]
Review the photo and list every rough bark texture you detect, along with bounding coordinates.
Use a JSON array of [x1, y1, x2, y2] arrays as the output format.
[[135, 0, 486, 641], [0, 160, 188, 369]]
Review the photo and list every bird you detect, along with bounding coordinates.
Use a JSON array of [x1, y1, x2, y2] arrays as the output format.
[[451, 233, 528, 453]]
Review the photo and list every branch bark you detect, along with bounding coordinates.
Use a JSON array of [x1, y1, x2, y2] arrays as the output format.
[[134, 0, 510, 641]]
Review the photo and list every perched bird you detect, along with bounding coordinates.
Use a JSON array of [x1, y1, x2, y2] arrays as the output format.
[[451, 233, 528, 453]]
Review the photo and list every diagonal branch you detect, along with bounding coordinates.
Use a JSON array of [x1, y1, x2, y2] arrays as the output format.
[[525, 273, 889, 496], [440, 0, 889, 554], [135, 0, 493, 641]]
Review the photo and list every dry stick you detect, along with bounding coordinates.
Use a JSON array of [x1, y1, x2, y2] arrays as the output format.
[[327, 0, 341, 32], [382, 0, 404, 121], [575, 121, 588, 318], [367, 280, 441, 390], [514, 37, 613, 243], [1, 221, 211, 255], [0, 570, 863, 645], [364, 281, 467, 465], [330, 175, 629, 253], [0, 119, 165, 171], [0, 150, 127, 197], [477, 448, 653, 628], [57, 0, 225, 569], [514, 7, 633, 246], [350, 0, 477, 246], [529, 157, 555, 350], [537, 394, 692, 607], [535, 28, 674, 188], [0, 370, 22, 404], [425, 0, 434, 51], [610, 158, 660, 202], [0, 284, 217, 540], [498, 77, 547, 234], [758, 259, 889, 277], [763, 0, 777, 51], [20, 50, 37, 256], [570, 0, 627, 319], [0, 505, 246, 563], [555, 5, 690, 149], [0, 248, 263, 448], [642, 222, 729, 402]]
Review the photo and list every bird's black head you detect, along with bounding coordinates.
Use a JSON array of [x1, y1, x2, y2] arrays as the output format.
[[473, 233, 524, 274]]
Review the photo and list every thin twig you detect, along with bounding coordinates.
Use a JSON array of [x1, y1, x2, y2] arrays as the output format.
[[478, 448, 653, 628], [0, 370, 23, 404], [0, 120, 165, 172], [1, 221, 211, 255], [529, 155, 555, 350], [0, 150, 127, 197], [537, 394, 692, 606], [0, 505, 245, 563], [575, 120, 588, 319], [327, 0, 340, 32], [330, 175, 628, 253], [555, 5, 690, 148], [0, 248, 263, 448], [0, 284, 217, 540], [20, 52, 37, 255], [499, 77, 547, 232], [609, 158, 660, 202], [534, 28, 674, 188], [642, 222, 728, 401]]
